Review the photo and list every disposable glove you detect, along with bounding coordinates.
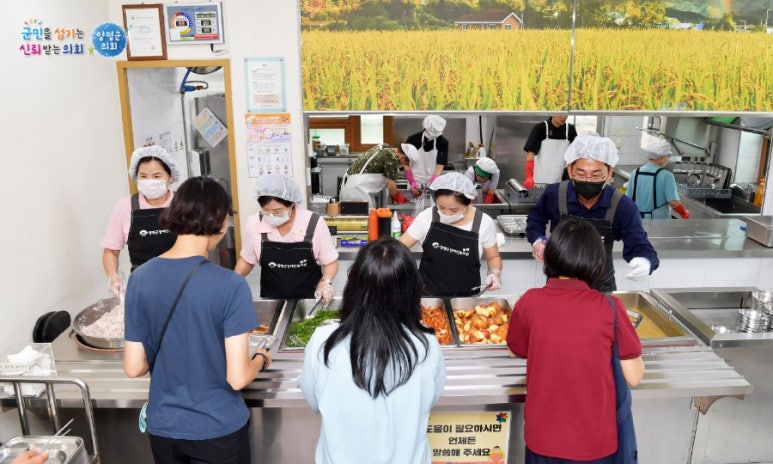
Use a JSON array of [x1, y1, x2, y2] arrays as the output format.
[[314, 281, 335, 304], [484, 191, 495, 204], [484, 269, 501, 290], [524, 159, 535, 190], [107, 272, 125, 298], [531, 237, 547, 262], [391, 191, 409, 204], [427, 174, 439, 187], [625, 257, 651, 280], [405, 170, 421, 196], [673, 204, 690, 219]]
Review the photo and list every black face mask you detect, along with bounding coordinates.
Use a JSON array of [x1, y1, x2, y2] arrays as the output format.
[[573, 180, 606, 199]]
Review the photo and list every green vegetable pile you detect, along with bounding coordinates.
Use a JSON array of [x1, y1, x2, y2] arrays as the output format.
[[285, 309, 340, 347]]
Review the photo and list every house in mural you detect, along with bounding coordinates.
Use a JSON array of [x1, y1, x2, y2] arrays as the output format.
[[454, 10, 523, 31]]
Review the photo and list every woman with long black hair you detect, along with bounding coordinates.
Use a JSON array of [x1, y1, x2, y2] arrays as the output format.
[[298, 238, 446, 464]]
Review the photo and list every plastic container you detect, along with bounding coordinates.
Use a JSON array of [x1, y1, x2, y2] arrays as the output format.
[[368, 209, 379, 241], [391, 214, 401, 238], [754, 179, 765, 207], [377, 208, 392, 239]]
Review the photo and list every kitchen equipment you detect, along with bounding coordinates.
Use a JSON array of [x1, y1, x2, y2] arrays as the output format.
[[0, 435, 87, 464], [497, 215, 527, 236], [504, 181, 545, 204], [735, 308, 769, 333], [626, 309, 644, 329], [751, 290, 773, 314], [339, 201, 369, 216], [744, 215, 773, 247], [71, 298, 124, 350]]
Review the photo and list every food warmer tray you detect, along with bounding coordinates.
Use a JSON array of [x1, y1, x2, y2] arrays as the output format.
[[497, 215, 527, 236]]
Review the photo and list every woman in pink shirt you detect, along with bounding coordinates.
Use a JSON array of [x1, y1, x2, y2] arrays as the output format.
[[235, 175, 339, 302], [100, 146, 180, 297]]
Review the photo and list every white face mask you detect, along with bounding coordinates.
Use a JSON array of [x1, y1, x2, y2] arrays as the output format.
[[137, 179, 168, 200], [438, 210, 465, 224], [265, 211, 291, 227]]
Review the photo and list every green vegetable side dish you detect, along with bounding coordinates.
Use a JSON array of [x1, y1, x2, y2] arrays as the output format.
[[286, 309, 340, 347]]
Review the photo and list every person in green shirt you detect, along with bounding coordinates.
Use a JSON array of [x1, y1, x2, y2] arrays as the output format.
[[340, 143, 413, 206]]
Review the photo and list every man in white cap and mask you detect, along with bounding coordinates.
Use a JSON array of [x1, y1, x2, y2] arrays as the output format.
[[404, 115, 449, 193], [626, 139, 690, 219], [101, 146, 181, 296], [526, 135, 659, 292]]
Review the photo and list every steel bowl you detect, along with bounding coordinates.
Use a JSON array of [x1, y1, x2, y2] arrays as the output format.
[[72, 297, 125, 349]]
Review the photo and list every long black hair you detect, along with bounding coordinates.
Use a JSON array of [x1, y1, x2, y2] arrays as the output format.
[[323, 238, 434, 398], [543, 217, 605, 287]]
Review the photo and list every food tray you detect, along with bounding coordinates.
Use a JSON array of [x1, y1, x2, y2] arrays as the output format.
[[250, 299, 286, 336], [420, 298, 455, 346], [0, 436, 87, 464], [449, 297, 515, 346], [677, 184, 731, 199], [497, 215, 527, 236], [280, 298, 342, 350]]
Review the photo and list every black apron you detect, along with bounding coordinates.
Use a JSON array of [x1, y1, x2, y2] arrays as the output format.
[[558, 181, 623, 293], [631, 168, 665, 218], [127, 193, 176, 271], [259, 214, 322, 299], [419, 207, 483, 297]]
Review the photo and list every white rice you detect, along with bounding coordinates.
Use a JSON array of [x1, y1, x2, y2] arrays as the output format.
[[80, 303, 125, 339]]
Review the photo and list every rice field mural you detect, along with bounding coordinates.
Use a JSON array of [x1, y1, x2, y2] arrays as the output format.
[[300, 0, 773, 112]]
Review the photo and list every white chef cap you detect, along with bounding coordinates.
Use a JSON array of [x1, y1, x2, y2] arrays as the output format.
[[253, 174, 304, 203], [644, 139, 672, 160], [423, 115, 447, 137], [128, 146, 180, 182], [564, 135, 619, 167], [429, 172, 477, 200], [475, 157, 499, 176], [400, 143, 420, 163]]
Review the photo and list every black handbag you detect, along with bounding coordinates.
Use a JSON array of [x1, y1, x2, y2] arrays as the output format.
[[605, 295, 638, 464]]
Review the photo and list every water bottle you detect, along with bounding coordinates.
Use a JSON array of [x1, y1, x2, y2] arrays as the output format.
[[391, 214, 402, 238]]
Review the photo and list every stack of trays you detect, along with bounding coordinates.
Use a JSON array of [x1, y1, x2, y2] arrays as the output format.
[[735, 308, 770, 333], [497, 215, 528, 237]]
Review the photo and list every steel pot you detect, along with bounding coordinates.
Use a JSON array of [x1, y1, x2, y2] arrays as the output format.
[[72, 297, 125, 349]]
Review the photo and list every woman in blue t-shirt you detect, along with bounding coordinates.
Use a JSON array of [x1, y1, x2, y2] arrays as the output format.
[[124, 176, 272, 464]]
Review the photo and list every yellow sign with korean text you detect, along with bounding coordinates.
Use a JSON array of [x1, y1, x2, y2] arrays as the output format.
[[428, 411, 510, 464]]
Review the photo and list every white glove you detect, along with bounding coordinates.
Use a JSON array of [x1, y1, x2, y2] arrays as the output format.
[[625, 257, 651, 281], [532, 237, 547, 263], [108, 272, 126, 298], [485, 269, 501, 290], [314, 281, 335, 304]]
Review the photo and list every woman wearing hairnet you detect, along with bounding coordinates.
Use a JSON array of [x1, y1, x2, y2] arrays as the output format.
[[234, 175, 339, 302], [101, 146, 180, 297], [404, 115, 449, 193], [626, 139, 690, 219], [400, 172, 502, 297], [525, 135, 659, 292], [464, 157, 500, 204]]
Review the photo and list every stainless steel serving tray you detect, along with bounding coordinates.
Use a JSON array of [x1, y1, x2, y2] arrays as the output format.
[[279, 298, 342, 351], [420, 297, 455, 347], [449, 296, 516, 347], [0, 436, 87, 464]]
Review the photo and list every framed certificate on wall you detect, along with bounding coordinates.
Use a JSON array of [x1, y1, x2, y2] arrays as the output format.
[[122, 4, 167, 60]]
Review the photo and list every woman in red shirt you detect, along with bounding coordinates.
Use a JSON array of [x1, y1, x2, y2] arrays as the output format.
[[507, 217, 645, 463]]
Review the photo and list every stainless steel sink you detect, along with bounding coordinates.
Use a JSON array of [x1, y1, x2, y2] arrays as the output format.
[[702, 197, 760, 215]]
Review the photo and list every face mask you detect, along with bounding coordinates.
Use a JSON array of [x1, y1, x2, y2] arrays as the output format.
[[423, 131, 436, 141], [137, 179, 168, 200], [264, 211, 291, 227], [438, 210, 465, 224], [573, 180, 606, 199]]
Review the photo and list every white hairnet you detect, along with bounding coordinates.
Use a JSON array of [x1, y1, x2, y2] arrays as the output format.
[[475, 157, 499, 175], [400, 143, 420, 163], [423, 115, 447, 137], [645, 139, 672, 160], [253, 174, 304, 203], [430, 172, 477, 200], [128, 146, 180, 182], [563, 135, 619, 167]]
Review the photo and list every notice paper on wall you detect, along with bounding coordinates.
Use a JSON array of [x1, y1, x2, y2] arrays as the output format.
[[193, 107, 227, 148], [245, 113, 292, 178], [427, 411, 511, 463]]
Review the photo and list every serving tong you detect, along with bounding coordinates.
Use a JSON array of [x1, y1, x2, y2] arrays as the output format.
[[304, 298, 327, 320], [471, 282, 492, 298], [37, 418, 73, 453]]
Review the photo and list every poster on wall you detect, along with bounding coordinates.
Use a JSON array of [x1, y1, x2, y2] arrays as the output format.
[[299, 1, 771, 112], [164, 3, 224, 44], [427, 411, 510, 463], [245, 113, 292, 178], [245, 57, 286, 113]]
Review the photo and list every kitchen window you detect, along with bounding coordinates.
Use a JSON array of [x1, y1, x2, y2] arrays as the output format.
[[308, 115, 393, 152]]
